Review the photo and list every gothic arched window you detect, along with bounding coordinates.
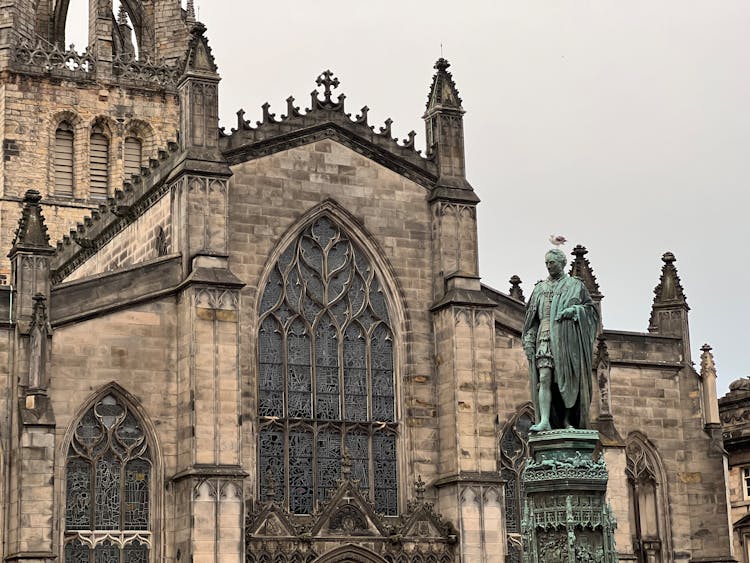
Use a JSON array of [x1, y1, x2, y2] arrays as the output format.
[[499, 404, 534, 563], [64, 394, 151, 562], [258, 216, 398, 516], [626, 433, 671, 563], [54, 121, 75, 197], [89, 125, 110, 199]]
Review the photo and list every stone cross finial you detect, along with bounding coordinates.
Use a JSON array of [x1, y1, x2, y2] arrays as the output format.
[[316, 70, 340, 103]]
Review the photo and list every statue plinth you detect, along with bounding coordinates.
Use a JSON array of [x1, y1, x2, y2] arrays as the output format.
[[522, 429, 618, 562]]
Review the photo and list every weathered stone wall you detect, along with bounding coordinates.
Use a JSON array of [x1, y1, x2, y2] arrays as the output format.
[[607, 333, 734, 560], [227, 139, 437, 506], [48, 299, 178, 561], [64, 191, 171, 281]]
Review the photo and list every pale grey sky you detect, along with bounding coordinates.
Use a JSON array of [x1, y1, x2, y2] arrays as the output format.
[[66, 1, 749, 393]]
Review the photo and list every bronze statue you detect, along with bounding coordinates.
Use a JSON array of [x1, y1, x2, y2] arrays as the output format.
[[522, 248, 598, 431]]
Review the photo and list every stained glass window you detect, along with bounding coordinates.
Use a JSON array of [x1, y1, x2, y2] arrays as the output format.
[[64, 394, 152, 562], [258, 217, 398, 515]]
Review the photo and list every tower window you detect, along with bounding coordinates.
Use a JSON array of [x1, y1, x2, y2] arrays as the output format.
[[124, 137, 143, 180], [54, 122, 74, 197], [89, 127, 109, 199]]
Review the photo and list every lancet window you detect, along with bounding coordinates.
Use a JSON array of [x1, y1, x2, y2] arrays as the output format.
[[64, 394, 152, 562], [258, 216, 398, 516], [499, 405, 534, 563], [54, 122, 75, 197], [123, 137, 143, 180], [89, 126, 110, 199], [626, 434, 670, 563]]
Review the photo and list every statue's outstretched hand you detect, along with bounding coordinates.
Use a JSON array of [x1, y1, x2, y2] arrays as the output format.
[[556, 307, 577, 322]]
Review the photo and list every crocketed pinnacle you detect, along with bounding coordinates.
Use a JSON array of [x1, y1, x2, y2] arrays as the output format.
[[569, 245, 602, 299], [651, 252, 688, 307], [700, 344, 717, 379], [9, 190, 54, 257], [425, 57, 463, 114], [182, 20, 217, 75], [509, 275, 525, 302]]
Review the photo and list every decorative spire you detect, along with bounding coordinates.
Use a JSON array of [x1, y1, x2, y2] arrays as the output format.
[[509, 275, 525, 302], [648, 251, 689, 332], [181, 20, 217, 75], [569, 245, 602, 300], [10, 190, 53, 257], [700, 344, 716, 379], [425, 58, 463, 113]]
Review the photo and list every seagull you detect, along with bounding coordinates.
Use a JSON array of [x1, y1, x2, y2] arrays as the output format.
[[549, 234, 567, 246]]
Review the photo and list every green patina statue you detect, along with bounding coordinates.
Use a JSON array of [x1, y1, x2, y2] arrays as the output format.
[[522, 248, 599, 432]]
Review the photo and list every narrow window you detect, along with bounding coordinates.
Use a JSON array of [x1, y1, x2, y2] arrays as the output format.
[[124, 137, 143, 180], [743, 467, 750, 499], [54, 122, 74, 197], [64, 394, 151, 562], [89, 127, 109, 199], [257, 217, 398, 515]]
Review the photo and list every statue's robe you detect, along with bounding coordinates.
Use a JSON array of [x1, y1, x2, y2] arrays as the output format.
[[522, 274, 599, 429]]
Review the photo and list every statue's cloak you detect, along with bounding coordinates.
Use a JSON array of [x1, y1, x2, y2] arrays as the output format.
[[522, 274, 599, 429]]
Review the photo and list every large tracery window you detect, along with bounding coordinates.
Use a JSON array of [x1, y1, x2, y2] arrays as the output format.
[[258, 216, 398, 516], [64, 394, 151, 563]]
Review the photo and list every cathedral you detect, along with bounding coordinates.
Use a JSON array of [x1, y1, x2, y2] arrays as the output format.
[[0, 1, 740, 561]]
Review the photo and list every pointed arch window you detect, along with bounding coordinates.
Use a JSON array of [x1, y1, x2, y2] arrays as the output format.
[[499, 405, 534, 563], [54, 122, 75, 197], [626, 435, 670, 563], [258, 216, 398, 516], [64, 394, 151, 562]]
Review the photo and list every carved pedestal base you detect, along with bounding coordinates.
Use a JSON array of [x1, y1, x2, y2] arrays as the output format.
[[522, 429, 618, 563]]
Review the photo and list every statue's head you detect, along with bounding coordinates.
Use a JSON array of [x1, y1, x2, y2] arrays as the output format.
[[544, 248, 567, 277]]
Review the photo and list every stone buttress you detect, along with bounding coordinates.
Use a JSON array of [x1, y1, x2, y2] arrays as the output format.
[[425, 59, 506, 562]]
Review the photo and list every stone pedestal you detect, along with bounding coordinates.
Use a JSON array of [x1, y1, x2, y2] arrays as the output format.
[[522, 429, 617, 562]]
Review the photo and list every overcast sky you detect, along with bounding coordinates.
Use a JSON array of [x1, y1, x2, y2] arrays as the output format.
[[67, 1, 749, 393]]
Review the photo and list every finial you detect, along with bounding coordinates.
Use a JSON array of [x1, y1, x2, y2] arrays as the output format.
[[264, 468, 276, 501], [572, 244, 587, 258], [117, 4, 128, 25], [24, 189, 42, 204], [662, 251, 676, 264], [315, 70, 340, 104], [509, 275, 525, 302], [341, 449, 352, 480], [415, 475, 426, 502], [434, 57, 450, 71], [701, 343, 712, 353]]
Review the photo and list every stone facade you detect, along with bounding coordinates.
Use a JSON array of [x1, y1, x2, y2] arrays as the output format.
[[0, 2, 739, 562]]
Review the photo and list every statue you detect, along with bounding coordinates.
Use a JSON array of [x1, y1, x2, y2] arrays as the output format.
[[28, 294, 51, 392], [522, 248, 598, 431]]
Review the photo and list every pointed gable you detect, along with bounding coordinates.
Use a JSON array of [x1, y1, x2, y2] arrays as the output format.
[[246, 502, 299, 537], [310, 479, 387, 538], [10, 190, 53, 257]]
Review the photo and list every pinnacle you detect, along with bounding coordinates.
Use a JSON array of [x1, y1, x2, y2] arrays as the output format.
[[9, 189, 54, 257]]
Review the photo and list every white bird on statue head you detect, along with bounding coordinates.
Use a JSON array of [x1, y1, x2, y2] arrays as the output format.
[[549, 234, 567, 246]]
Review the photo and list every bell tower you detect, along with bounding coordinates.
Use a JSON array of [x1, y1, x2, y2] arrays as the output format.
[[0, 0, 197, 281]]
